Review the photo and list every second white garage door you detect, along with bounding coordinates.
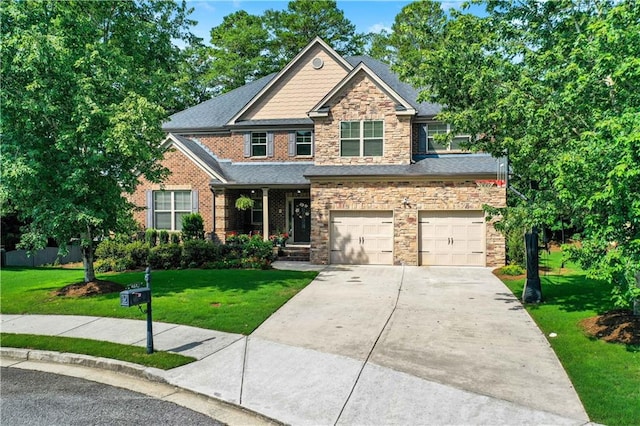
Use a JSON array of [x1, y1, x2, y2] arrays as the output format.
[[330, 211, 393, 265], [419, 211, 486, 266]]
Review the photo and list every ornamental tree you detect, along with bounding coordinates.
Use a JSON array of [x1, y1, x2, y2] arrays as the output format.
[[1, 0, 196, 282]]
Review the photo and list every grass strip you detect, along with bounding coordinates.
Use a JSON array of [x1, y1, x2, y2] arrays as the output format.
[[1, 333, 196, 370], [500, 250, 640, 426]]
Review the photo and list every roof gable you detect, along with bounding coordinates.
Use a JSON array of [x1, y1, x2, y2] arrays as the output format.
[[161, 134, 227, 183], [228, 37, 353, 125], [309, 62, 416, 118]]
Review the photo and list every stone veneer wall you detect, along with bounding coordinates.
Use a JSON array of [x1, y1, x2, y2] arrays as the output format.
[[313, 73, 412, 166], [309, 179, 506, 267]]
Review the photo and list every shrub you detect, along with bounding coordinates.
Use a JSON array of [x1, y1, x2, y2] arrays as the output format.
[[158, 230, 170, 245], [125, 241, 150, 267], [506, 230, 525, 268], [148, 244, 181, 270], [145, 229, 158, 247], [95, 239, 127, 260], [95, 258, 114, 273], [182, 213, 205, 240], [241, 235, 276, 269], [170, 233, 181, 244], [181, 239, 221, 268], [499, 264, 526, 276]]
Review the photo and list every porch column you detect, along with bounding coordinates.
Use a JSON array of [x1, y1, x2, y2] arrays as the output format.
[[212, 188, 228, 243], [262, 187, 269, 241]]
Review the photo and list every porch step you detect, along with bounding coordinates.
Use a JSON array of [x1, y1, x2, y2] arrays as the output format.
[[277, 245, 310, 262]]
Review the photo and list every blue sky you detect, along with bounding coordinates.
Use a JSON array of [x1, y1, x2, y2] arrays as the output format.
[[185, 1, 476, 44]]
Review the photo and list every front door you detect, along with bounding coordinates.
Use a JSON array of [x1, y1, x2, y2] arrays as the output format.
[[292, 198, 311, 242]]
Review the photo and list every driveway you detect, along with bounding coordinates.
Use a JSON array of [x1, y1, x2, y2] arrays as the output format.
[[252, 265, 588, 423]]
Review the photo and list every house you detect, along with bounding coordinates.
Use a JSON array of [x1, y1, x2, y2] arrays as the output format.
[[130, 38, 507, 267]]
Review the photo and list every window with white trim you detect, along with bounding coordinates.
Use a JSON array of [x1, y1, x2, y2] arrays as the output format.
[[340, 120, 383, 157], [296, 131, 312, 156], [153, 190, 191, 231], [419, 123, 471, 152], [251, 132, 267, 156]]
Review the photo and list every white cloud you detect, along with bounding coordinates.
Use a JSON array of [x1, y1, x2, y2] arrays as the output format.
[[439, 1, 464, 11], [368, 22, 392, 34]]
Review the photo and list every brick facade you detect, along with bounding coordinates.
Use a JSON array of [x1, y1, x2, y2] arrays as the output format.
[[309, 179, 506, 267], [130, 147, 214, 232], [192, 131, 314, 163]]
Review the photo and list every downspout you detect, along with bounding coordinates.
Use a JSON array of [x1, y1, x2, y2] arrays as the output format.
[[210, 186, 216, 241]]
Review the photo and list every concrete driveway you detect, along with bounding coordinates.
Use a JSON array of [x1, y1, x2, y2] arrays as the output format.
[[252, 264, 589, 424]]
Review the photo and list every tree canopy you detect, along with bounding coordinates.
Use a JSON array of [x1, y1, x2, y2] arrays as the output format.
[[205, 0, 366, 94], [388, 0, 640, 306], [1, 0, 198, 282]]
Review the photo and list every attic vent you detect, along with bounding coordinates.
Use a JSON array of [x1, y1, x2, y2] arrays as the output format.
[[311, 57, 324, 69]]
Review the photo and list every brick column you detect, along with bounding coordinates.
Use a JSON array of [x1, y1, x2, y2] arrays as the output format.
[[212, 188, 228, 243]]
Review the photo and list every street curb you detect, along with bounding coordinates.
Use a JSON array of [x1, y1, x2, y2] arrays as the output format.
[[0, 347, 167, 383], [0, 347, 284, 426]]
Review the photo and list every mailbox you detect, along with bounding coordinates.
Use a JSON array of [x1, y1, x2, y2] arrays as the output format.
[[120, 287, 151, 307]]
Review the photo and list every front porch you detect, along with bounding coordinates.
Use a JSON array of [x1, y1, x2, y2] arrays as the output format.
[[211, 187, 312, 246]]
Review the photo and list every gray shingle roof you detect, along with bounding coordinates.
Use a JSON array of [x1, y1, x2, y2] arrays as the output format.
[[171, 135, 226, 179], [304, 154, 501, 178], [215, 162, 313, 186], [162, 73, 276, 131], [346, 56, 441, 117], [163, 53, 441, 132]]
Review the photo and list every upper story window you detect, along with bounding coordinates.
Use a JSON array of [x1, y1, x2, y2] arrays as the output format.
[[153, 190, 191, 231], [340, 120, 384, 157], [296, 131, 312, 156], [244, 132, 274, 158], [251, 132, 267, 157], [418, 123, 471, 153]]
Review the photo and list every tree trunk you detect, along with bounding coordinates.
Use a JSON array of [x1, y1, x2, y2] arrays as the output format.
[[81, 229, 96, 283], [634, 272, 640, 317]]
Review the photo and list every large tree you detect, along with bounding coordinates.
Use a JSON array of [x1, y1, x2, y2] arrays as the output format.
[[1, 0, 197, 282], [206, 0, 366, 93], [205, 10, 271, 94], [390, 0, 640, 307]]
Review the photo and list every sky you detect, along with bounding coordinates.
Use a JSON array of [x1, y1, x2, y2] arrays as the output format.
[[185, 0, 478, 44]]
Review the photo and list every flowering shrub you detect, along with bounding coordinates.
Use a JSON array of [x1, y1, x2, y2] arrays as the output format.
[[269, 232, 289, 246]]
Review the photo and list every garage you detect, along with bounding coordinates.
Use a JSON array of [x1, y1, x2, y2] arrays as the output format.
[[419, 211, 486, 266], [330, 211, 394, 265]]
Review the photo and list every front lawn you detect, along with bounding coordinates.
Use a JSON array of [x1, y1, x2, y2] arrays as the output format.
[[1, 267, 317, 334], [500, 251, 640, 426]]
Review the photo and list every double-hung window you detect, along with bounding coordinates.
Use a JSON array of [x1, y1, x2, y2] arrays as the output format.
[[419, 123, 471, 152], [340, 120, 383, 157], [251, 132, 267, 157], [296, 131, 312, 156], [153, 190, 191, 231], [251, 198, 263, 224]]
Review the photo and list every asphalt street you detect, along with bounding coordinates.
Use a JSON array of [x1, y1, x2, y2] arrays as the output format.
[[1, 367, 222, 426]]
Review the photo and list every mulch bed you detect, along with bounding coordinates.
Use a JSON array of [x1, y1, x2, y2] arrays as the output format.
[[580, 309, 640, 345], [54, 280, 125, 297]]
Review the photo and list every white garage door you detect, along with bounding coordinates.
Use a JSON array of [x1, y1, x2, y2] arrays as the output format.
[[330, 211, 393, 265], [419, 211, 485, 266]]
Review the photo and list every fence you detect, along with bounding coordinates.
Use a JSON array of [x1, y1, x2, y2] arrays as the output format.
[[2, 245, 82, 267]]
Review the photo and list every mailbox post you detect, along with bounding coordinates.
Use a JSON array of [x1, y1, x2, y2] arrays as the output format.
[[144, 267, 153, 354], [119, 267, 154, 354]]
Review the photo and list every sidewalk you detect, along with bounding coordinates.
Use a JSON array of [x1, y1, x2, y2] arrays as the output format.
[[1, 264, 594, 425]]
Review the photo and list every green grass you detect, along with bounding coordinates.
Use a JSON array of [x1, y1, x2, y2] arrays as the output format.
[[0, 333, 195, 369], [501, 250, 640, 426], [1, 267, 317, 334]]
